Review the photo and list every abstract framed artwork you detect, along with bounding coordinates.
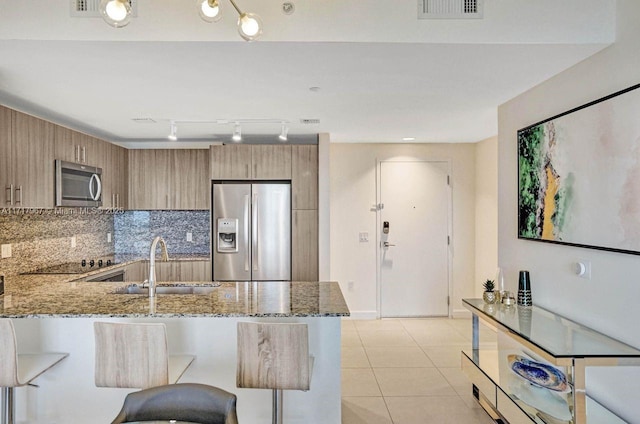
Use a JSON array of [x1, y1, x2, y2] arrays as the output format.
[[518, 82, 640, 255]]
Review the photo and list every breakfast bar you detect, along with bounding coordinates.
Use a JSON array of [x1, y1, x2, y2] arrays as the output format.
[[0, 271, 349, 424]]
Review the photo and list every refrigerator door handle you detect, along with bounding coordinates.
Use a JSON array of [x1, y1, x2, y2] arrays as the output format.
[[252, 192, 259, 271], [244, 194, 250, 272]]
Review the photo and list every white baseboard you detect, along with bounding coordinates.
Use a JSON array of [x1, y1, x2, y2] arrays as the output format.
[[452, 309, 471, 319], [342, 311, 378, 320]]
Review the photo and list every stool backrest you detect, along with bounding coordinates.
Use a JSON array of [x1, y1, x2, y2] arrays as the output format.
[[0, 319, 20, 387], [94, 321, 169, 389], [237, 322, 310, 390], [110, 383, 238, 424]]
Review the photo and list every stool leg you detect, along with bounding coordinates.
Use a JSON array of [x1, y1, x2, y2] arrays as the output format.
[[1, 387, 15, 424], [272, 389, 283, 424]]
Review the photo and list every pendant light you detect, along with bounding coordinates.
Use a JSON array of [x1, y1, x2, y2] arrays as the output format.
[[198, 0, 222, 23], [199, 0, 263, 41], [100, 0, 132, 28]]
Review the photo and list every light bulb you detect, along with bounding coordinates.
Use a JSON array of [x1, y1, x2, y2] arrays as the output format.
[[238, 13, 262, 41], [100, 0, 131, 28], [198, 0, 221, 23]]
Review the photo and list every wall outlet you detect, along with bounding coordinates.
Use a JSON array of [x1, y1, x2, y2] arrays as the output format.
[[1, 244, 11, 259], [70, 236, 76, 248], [107, 232, 112, 243], [186, 232, 193, 242], [359, 232, 369, 242], [348, 281, 354, 291]]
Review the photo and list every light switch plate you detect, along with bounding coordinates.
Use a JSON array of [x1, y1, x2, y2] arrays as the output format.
[[107, 232, 112, 243], [187, 232, 193, 242], [359, 232, 369, 242], [1, 244, 11, 259], [71, 236, 76, 248]]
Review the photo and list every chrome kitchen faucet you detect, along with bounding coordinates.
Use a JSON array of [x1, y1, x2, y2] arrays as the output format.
[[148, 236, 169, 298]]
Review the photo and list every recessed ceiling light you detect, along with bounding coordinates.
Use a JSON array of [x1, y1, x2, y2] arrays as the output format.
[[402, 137, 415, 141]]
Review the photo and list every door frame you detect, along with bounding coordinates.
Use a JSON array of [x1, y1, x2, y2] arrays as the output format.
[[375, 159, 453, 318]]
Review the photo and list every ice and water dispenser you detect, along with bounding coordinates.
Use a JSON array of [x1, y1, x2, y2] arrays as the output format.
[[217, 218, 239, 252]]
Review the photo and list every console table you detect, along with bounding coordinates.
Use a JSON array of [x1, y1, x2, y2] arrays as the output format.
[[462, 298, 640, 424]]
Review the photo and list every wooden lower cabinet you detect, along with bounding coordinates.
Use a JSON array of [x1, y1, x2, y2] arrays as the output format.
[[292, 209, 318, 281], [140, 260, 211, 282]]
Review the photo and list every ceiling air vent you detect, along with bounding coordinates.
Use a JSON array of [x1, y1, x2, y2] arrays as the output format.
[[300, 119, 321, 125], [418, 0, 483, 19], [70, 0, 138, 18]]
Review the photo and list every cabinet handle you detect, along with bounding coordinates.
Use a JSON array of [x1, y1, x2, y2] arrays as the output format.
[[15, 185, 22, 205], [82, 146, 86, 163], [253, 163, 257, 178], [246, 164, 249, 178], [112, 194, 116, 208], [75, 145, 80, 162], [116, 193, 120, 208], [6, 184, 13, 205]]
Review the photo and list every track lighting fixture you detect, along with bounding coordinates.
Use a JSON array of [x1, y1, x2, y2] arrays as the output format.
[[232, 123, 242, 142], [278, 123, 288, 142], [199, 0, 263, 41], [100, 0, 132, 28], [168, 122, 178, 141]]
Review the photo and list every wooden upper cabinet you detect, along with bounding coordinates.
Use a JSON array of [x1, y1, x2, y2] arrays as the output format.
[[0, 110, 55, 208], [210, 144, 293, 180], [252, 145, 291, 179], [129, 149, 209, 210], [101, 141, 128, 209], [0, 106, 12, 207], [210, 144, 252, 180], [292, 145, 318, 210], [54, 126, 98, 165]]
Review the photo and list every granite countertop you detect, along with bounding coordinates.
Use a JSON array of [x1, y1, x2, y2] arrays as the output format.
[[0, 264, 350, 318]]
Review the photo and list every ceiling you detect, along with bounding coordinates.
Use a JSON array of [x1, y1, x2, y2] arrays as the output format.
[[0, 1, 616, 147]]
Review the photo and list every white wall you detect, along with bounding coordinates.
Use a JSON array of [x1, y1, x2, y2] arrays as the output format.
[[498, 1, 640, 420], [329, 143, 477, 318], [474, 137, 498, 297]]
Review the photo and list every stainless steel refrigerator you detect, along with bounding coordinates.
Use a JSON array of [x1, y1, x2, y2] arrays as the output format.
[[212, 181, 291, 281]]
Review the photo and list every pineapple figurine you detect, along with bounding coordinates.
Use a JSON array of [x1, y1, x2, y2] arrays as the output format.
[[482, 279, 497, 304]]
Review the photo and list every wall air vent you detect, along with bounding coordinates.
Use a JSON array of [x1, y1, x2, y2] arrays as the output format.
[[70, 0, 138, 18], [418, 0, 483, 19], [300, 119, 321, 125]]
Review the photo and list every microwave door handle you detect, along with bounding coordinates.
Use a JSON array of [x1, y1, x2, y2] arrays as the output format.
[[89, 174, 102, 201]]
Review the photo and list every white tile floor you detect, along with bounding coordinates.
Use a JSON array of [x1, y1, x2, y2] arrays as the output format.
[[341, 318, 495, 424]]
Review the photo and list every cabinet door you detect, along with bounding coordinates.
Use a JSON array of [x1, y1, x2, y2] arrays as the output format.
[[172, 149, 209, 210], [292, 145, 318, 209], [292, 209, 318, 281], [12, 111, 55, 208], [114, 144, 128, 209], [0, 106, 12, 206], [210, 144, 252, 180], [54, 126, 77, 162], [100, 140, 115, 208], [128, 150, 153, 209], [252, 145, 292, 179]]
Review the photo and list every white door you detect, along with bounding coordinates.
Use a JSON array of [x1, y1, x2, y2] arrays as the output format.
[[380, 161, 450, 317]]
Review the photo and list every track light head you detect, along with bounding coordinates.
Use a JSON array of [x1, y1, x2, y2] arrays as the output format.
[[278, 123, 288, 142], [232, 123, 242, 142], [168, 122, 178, 141]]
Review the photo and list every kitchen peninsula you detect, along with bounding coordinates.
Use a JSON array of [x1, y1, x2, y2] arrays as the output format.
[[0, 266, 349, 423]]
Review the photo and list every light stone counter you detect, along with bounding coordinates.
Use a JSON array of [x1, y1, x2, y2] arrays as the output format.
[[1, 267, 349, 423]]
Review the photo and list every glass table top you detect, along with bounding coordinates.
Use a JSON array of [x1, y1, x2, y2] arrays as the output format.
[[463, 298, 640, 359]]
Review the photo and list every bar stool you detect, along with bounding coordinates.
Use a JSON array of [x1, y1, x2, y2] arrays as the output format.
[[110, 383, 238, 424], [94, 321, 195, 389], [0, 318, 68, 424], [236, 322, 313, 424]]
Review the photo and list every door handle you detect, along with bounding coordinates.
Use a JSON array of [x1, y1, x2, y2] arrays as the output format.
[[244, 194, 250, 272], [383, 241, 396, 248], [252, 192, 259, 271]]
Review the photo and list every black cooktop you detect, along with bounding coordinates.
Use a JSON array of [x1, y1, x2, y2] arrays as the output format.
[[25, 256, 120, 275]]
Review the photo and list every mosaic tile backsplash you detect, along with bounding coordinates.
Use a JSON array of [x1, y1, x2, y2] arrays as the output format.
[[0, 210, 115, 276], [114, 210, 210, 256]]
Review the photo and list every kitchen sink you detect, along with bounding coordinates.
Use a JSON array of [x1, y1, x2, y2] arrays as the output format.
[[114, 283, 220, 295]]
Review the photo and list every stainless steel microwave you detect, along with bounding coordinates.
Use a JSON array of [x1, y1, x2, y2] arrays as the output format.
[[55, 160, 102, 207]]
